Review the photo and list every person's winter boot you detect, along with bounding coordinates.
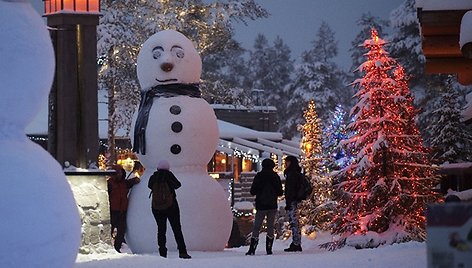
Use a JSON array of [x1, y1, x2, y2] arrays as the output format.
[[266, 236, 274, 255], [245, 237, 258, 255], [179, 252, 192, 259], [284, 242, 302, 252], [114, 242, 121, 253], [159, 247, 167, 258]]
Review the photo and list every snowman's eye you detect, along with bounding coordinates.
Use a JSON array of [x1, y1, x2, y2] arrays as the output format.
[[152, 46, 164, 59], [172, 46, 184, 59]]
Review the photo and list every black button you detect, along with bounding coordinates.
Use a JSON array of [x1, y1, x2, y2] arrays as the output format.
[[171, 122, 183, 133], [170, 105, 181, 115], [170, 144, 181, 154]]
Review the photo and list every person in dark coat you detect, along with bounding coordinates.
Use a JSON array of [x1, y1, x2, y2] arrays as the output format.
[[283, 155, 303, 252], [246, 158, 283, 256], [107, 164, 140, 253], [148, 160, 191, 259]]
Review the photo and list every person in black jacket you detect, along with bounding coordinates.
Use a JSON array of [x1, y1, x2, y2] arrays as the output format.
[[246, 158, 283, 256], [148, 160, 191, 259], [283, 155, 303, 252]]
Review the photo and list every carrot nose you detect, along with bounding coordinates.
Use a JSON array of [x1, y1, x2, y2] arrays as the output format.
[[161, 62, 174, 72]]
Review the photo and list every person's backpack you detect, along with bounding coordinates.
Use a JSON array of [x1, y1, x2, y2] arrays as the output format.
[[151, 178, 174, 210], [296, 173, 313, 201]]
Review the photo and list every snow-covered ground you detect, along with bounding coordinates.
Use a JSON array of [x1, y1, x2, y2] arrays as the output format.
[[75, 232, 426, 268]]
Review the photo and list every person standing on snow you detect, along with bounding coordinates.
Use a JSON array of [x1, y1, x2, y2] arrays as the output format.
[[246, 158, 283, 256], [107, 164, 140, 253], [148, 160, 191, 259], [283, 155, 303, 252]]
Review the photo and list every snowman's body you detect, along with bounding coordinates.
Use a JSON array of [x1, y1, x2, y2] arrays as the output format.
[[0, 1, 80, 267], [126, 30, 232, 253]]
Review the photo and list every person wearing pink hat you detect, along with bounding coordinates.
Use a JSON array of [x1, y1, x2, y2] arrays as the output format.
[[148, 160, 191, 259]]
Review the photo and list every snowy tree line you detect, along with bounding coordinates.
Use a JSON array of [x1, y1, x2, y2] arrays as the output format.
[[97, 0, 472, 164]]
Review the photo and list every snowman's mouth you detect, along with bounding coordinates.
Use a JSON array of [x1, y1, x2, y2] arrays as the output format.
[[156, 78, 178, 83]]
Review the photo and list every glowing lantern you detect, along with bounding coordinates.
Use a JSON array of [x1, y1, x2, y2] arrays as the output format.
[[44, 0, 100, 14]]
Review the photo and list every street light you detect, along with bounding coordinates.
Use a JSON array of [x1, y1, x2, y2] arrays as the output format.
[[43, 0, 100, 168], [44, 0, 100, 14]]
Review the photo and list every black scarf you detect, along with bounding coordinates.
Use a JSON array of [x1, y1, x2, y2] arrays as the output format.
[[133, 83, 201, 155]]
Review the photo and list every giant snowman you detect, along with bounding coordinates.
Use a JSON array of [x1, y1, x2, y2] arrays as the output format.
[[126, 30, 232, 253], [0, 1, 81, 267]]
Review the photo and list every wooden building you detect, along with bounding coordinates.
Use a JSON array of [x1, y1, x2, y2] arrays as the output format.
[[439, 162, 472, 195], [212, 104, 279, 132], [417, 1, 472, 195], [416, 1, 472, 85]]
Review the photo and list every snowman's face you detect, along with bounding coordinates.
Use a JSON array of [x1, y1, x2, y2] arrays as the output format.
[[137, 30, 202, 90]]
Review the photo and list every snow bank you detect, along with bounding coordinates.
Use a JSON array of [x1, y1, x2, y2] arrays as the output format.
[[460, 11, 472, 50]]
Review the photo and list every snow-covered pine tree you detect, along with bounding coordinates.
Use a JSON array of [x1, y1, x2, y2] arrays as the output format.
[[323, 28, 441, 250], [98, 0, 144, 163], [201, 39, 253, 105], [244, 34, 294, 110], [265, 36, 294, 110], [426, 77, 472, 164], [247, 34, 273, 92], [389, 0, 425, 84], [298, 100, 334, 233], [280, 21, 346, 138]]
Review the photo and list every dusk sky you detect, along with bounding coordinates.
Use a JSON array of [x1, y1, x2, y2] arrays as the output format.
[[233, 0, 405, 70], [30, 0, 405, 69]]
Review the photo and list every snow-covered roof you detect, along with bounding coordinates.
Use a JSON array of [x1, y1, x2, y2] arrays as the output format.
[[447, 188, 472, 201], [257, 138, 301, 156], [211, 103, 277, 111], [460, 11, 472, 49], [218, 120, 282, 140], [461, 92, 472, 123], [416, 0, 472, 10], [462, 105, 472, 122], [440, 162, 472, 170]]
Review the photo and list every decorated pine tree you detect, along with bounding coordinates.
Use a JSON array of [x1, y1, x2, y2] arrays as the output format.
[[298, 100, 334, 233], [322, 104, 352, 172], [299, 100, 324, 177], [323, 29, 441, 250]]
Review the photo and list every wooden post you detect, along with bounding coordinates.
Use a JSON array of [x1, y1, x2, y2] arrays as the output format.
[[46, 14, 100, 168]]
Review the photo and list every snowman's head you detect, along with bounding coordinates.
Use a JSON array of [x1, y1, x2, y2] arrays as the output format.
[[0, 1, 54, 129], [137, 30, 202, 90]]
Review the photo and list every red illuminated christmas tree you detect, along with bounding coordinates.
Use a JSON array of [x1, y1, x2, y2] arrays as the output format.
[[323, 29, 441, 250]]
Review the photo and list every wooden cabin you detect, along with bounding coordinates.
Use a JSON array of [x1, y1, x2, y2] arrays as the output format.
[[416, 1, 472, 85]]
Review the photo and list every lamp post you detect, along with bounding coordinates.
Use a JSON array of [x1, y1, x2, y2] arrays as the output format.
[[44, 0, 100, 168]]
